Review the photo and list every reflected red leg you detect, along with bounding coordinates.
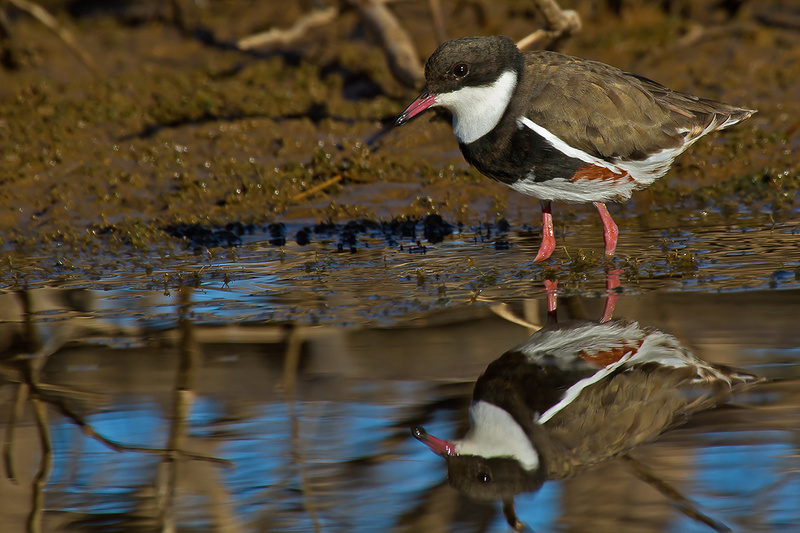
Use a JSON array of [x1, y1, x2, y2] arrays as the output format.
[[534, 201, 555, 262], [600, 269, 622, 323], [544, 279, 558, 322], [594, 202, 619, 257]]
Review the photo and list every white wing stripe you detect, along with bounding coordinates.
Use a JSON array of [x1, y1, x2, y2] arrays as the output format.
[[537, 352, 635, 424], [517, 116, 624, 175], [517, 116, 698, 184]]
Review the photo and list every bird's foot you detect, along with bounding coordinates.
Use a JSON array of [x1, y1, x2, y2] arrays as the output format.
[[594, 202, 619, 258], [535, 201, 555, 262], [533, 240, 556, 263]]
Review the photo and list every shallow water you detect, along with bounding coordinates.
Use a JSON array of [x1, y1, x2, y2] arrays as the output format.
[[4, 209, 799, 326]]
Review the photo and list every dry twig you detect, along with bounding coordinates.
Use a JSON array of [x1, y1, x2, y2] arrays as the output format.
[[2, 382, 27, 482], [489, 302, 542, 331], [282, 326, 322, 533], [237, 6, 339, 50], [27, 395, 51, 533], [622, 454, 732, 532], [356, 0, 424, 88], [291, 174, 343, 203], [11, 373, 233, 467], [237, 1, 424, 88], [516, 0, 581, 50], [428, 0, 447, 44], [158, 287, 202, 532], [5, 0, 98, 74]]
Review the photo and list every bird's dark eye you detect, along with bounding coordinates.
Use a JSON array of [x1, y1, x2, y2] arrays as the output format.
[[453, 63, 468, 78], [478, 472, 491, 484]]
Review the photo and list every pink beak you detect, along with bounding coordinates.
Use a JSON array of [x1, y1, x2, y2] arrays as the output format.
[[394, 91, 437, 127], [412, 426, 456, 456]]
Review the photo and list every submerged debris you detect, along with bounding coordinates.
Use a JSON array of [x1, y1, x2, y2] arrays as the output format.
[[423, 214, 453, 244], [295, 227, 312, 245], [268, 222, 287, 246]]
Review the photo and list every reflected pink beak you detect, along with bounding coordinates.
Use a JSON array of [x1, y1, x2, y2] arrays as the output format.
[[394, 91, 437, 127], [412, 426, 456, 456]]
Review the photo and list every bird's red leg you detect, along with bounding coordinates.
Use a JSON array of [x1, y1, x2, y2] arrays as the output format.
[[534, 200, 555, 262], [594, 202, 619, 257]]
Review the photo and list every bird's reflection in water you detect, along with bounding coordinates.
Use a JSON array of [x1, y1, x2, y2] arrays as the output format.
[[413, 281, 765, 531]]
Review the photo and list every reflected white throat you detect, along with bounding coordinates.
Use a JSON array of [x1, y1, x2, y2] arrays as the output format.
[[435, 70, 518, 144], [455, 400, 539, 471]]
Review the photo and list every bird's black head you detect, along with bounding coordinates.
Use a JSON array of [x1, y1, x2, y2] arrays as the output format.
[[394, 36, 521, 128], [445, 454, 546, 502], [422, 36, 521, 96], [412, 426, 545, 503]]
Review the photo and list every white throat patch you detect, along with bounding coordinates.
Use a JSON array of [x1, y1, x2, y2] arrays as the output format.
[[455, 400, 540, 471], [435, 70, 518, 144]]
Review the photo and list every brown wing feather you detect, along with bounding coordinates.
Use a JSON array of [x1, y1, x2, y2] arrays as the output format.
[[517, 51, 754, 162], [538, 364, 742, 480]]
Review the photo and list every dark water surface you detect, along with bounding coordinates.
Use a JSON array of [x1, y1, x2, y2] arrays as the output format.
[[1, 232, 800, 533]]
